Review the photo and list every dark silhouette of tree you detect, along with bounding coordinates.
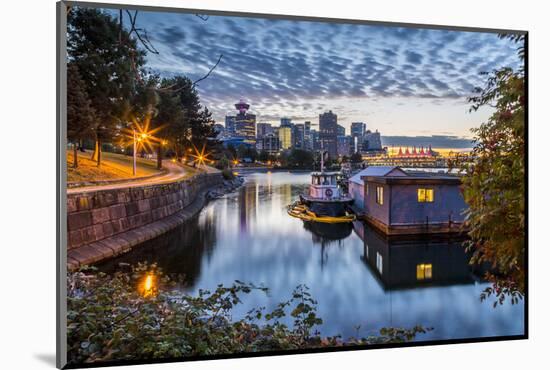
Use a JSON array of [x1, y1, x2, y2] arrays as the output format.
[[463, 34, 526, 305], [67, 63, 95, 168], [68, 7, 145, 166]]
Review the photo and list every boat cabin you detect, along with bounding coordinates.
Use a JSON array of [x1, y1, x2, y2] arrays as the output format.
[[309, 172, 342, 199]]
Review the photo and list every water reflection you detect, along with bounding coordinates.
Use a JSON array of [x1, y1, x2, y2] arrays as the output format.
[[357, 223, 479, 290], [98, 171, 524, 341]]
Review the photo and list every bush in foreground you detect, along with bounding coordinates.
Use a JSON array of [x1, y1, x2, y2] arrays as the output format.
[[67, 264, 429, 365]]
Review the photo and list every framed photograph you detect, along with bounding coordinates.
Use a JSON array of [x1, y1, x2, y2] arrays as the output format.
[[57, 1, 527, 368]]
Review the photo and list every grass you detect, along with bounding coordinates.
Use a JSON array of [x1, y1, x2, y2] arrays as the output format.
[[67, 150, 163, 183]]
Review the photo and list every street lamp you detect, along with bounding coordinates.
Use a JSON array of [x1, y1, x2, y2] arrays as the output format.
[[133, 128, 137, 176]]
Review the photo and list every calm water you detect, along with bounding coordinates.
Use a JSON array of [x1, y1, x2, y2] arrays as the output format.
[[98, 172, 524, 342]]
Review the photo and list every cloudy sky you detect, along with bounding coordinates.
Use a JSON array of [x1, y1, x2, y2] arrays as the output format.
[[106, 8, 521, 149]]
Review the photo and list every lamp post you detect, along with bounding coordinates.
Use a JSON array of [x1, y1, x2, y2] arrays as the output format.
[[133, 128, 137, 176]]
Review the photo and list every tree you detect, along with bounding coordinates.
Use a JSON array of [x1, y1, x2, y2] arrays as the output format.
[[350, 152, 363, 164], [68, 7, 145, 166], [67, 63, 95, 168], [158, 76, 218, 159], [286, 149, 314, 168], [151, 79, 185, 169], [462, 34, 525, 305]]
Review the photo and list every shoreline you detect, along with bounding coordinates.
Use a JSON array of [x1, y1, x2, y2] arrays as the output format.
[[67, 174, 244, 271]]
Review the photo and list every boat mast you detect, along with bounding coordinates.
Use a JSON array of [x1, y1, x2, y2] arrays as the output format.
[[320, 140, 325, 173]]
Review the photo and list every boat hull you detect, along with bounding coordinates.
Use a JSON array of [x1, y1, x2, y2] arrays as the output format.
[[299, 194, 353, 217]]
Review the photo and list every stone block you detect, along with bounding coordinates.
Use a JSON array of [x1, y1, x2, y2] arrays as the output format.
[[68, 211, 92, 231], [137, 199, 151, 213], [109, 204, 126, 219], [125, 201, 139, 216], [76, 196, 91, 211], [80, 225, 97, 245], [92, 224, 104, 241], [68, 230, 83, 249], [102, 221, 115, 238], [67, 198, 77, 213], [91, 207, 111, 224]]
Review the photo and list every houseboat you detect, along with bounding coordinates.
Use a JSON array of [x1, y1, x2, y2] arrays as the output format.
[[351, 166, 468, 235]]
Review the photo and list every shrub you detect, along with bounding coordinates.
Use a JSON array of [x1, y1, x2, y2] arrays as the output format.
[[67, 264, 430, 365], [221, 168, 235, 180]]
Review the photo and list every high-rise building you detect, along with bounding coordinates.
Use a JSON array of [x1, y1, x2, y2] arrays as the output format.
[[280, 117, 292, 127], [259, 133, 280, 154], [362, 130, 383, 151], [311, 129, 320, 151], [351, 122, 366, 138], [256, 123, 273, 138], [337, 124, 346, 137], [304, 121, 312, 150], [293, 123, 305, 149], [234, 99, 256, 143], [337, 135, 353, 157], [225, 116, 236, 136], [279, 125, 293, 150], [319, 110, 338, 158]]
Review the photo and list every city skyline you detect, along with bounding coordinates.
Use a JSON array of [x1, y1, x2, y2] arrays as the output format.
[[107, 9, 520, 148]]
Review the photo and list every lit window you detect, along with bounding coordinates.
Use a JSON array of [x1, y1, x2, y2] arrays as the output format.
[[376, 252, 383, 274], [416, 263, 433, 280], [376, 186, 384, 205], [417, 188, 434, 202]]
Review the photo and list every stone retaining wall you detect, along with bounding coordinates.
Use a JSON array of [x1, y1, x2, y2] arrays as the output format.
[[67, 172, 223, 251]]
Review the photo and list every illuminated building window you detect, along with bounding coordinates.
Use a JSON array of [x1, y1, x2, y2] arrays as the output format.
[[376, 186, 384, 205], [417, 188, 434, 202], [376, 252, 383, 274], [416, 263, 433, 280]]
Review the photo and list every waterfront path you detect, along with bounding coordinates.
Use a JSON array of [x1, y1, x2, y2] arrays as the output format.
[[67, 160, 210, 194]]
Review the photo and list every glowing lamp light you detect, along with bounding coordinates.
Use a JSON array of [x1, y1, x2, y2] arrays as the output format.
[[139, 273, 157, 297]]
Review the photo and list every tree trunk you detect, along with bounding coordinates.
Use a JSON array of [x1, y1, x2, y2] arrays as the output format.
[[97, 138, 102, 167], [91, 139, 98, 161], [157, 143, 163, 169], [73, 143, 78, 168]]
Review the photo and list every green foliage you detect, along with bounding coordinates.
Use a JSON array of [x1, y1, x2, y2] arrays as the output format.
[[68, 7, 144, 142], [67, 63, 95, 167], [221, 168, 235, 180], [236, 145, 258, 161], [462, 35, 525, 305], [280, 149, 314, 169], [67, 264, 429, 365], [215, 157, 231, 170], [350, 152, 363, 164]]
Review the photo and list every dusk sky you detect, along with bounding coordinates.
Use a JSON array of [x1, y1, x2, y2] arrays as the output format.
[[106, 8, 521, 149]]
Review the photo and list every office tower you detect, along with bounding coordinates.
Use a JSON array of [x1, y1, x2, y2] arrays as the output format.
[[319, 110, 338, 158]]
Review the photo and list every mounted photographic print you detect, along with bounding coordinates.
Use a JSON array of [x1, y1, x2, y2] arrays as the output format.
[[56, 1, 527, 368]]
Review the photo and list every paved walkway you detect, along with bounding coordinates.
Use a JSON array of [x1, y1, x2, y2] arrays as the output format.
[[67, 161, 210, 194]]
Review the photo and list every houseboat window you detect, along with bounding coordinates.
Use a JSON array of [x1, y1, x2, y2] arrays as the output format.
[[376, 186, 384, 205], [416, 263, 433, 280], [376, 252, 383, 274], [417, 188, 434, 202]]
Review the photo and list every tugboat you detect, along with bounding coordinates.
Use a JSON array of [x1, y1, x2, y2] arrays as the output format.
[[287, 151, 355, 223]]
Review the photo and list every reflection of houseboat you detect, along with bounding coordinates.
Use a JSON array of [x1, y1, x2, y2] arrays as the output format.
[[354, 222, 480, 290]]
